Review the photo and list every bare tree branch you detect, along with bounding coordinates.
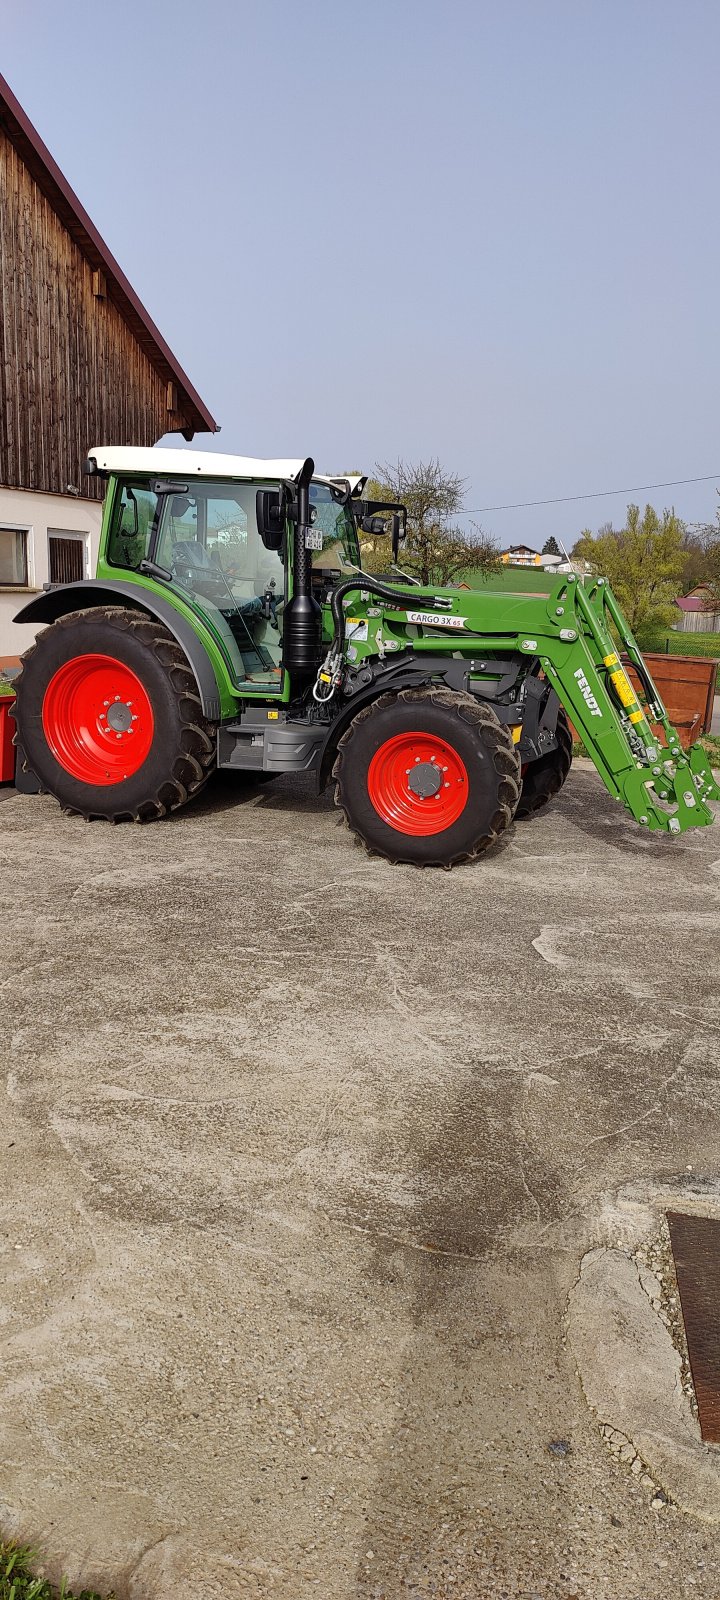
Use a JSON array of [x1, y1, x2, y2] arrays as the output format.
[[367, 459, 498, 586]]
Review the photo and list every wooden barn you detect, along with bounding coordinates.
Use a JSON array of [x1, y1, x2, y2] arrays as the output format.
[[0, 71, 217, 660], [674, 587, 720, 634]]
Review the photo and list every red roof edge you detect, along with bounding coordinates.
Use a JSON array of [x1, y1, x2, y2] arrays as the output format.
[[0, 72, 217, 436], [675, 588, 718, 612]]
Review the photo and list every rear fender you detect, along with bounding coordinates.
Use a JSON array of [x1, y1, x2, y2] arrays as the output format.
[[14, 580, 223, 722]]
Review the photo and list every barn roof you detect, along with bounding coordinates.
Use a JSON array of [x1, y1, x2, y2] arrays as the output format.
[[0, 72, 217, 438], [675, 587, 716, 613]]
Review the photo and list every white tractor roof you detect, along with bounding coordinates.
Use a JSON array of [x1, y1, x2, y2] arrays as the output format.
[[88, 446, 312, 483]]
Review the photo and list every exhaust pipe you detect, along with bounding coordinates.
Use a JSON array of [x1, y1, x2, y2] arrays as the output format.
[[283, 457, 322, 681]]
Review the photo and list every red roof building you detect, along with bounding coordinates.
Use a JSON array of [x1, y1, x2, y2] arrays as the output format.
[[674, 587, 720, 633]]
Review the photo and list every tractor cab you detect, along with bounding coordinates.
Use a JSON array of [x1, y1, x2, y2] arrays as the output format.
[[101, 463, 367, 693]]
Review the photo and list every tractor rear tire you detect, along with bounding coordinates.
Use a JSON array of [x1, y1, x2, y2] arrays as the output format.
[[332, 685, 521, 867], [515, 707, 573, 819], [12, 606, 216, 821]]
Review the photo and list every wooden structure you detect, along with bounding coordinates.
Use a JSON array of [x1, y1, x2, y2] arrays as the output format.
[[622, 651, 719, 750], [0, 72, 217, 500], [674, 588, 720, 634], [568, 653, 718, 751]]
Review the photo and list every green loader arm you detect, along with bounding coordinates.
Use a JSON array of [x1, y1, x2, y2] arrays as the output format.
[[536, 576, 719, 833]]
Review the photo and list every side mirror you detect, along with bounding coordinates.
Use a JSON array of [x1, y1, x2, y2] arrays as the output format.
[[391, 513, 402, 563], [256, 488, 286, 551], [361, 514, 387, 536]]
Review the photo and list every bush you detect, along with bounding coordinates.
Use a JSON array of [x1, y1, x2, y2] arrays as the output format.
[[0, 1543, 111, 1600]]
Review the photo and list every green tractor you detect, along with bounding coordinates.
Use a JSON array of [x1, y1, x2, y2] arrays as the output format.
[[10, 446, 719, 867]]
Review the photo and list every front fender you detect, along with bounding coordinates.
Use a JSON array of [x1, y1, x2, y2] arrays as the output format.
[[316, 657, 469, 789], [14, 580, 223, 722]]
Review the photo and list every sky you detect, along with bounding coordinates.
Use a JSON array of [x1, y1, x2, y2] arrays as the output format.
[[3, 0, 720, 549]]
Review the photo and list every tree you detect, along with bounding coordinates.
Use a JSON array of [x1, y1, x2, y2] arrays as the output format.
[[542, 535, 562, 557], [680, 513, 720, 615], [366, 458, 500, 587], [572, 504, 686, 640], [705, 539, 720, 617]]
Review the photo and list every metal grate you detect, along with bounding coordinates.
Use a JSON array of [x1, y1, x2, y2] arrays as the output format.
[[48, 535, 85, 585], [667, 1210, 720, 1443]]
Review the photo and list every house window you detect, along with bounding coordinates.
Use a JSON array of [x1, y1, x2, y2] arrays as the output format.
[[0, 527, 29, 585], [48, 531, 87, 585]]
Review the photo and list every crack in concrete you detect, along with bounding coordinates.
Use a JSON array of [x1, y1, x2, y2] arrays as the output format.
[[320, 1209, 489, 1263], [580, 1058, 688, 1149]]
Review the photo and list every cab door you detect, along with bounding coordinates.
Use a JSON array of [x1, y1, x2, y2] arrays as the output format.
[[152, 481, 286, 692]]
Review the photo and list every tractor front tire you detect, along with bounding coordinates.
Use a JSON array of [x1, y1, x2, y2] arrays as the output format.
[[332, 686, 521, 867], [12, 606, 216, 821], [515, 707, 573, 819]]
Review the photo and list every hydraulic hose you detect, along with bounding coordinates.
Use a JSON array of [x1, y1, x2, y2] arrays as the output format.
[[329, 575, 450, 657], [312, 575, 460, 703]]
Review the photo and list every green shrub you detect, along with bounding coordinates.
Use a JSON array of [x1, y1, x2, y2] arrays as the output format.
[[0, 1543, 112, 1600]]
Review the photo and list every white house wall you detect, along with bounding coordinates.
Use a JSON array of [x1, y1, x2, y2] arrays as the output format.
[[0, 486, 102, 659]]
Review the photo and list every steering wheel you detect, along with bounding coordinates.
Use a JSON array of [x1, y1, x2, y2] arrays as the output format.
[[171, 540, 228, 601]]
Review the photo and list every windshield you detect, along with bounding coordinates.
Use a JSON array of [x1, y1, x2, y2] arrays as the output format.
[[309, 483, 360, 573]]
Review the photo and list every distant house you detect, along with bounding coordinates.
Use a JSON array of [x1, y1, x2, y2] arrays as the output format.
[[0, 73, 217, 661], [500, 543, 541, 566], [674, 587, 720, 634], [499, 543, 579, 573]]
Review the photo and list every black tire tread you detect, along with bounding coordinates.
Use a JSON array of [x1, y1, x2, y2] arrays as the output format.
[[332, 685, 521, 868], [12, 606, 216, 823], [515, 707, 573, 819]]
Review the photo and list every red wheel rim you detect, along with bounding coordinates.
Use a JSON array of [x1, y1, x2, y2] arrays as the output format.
[[367, 730, 469, 836], [42, 654, 155, 785]]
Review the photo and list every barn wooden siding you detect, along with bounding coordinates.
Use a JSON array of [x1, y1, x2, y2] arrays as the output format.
[[0, 125, 191, 499], [677, 609, 720, 634]]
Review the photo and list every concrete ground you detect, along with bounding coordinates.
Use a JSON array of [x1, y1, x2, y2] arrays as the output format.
[[1, 763, 720, 1600]]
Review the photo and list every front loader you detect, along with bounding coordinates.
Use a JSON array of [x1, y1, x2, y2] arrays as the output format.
[[10, 445, 718, 867]]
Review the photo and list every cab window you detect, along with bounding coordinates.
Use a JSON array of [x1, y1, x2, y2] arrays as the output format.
[[107, 482, 159, 569]]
